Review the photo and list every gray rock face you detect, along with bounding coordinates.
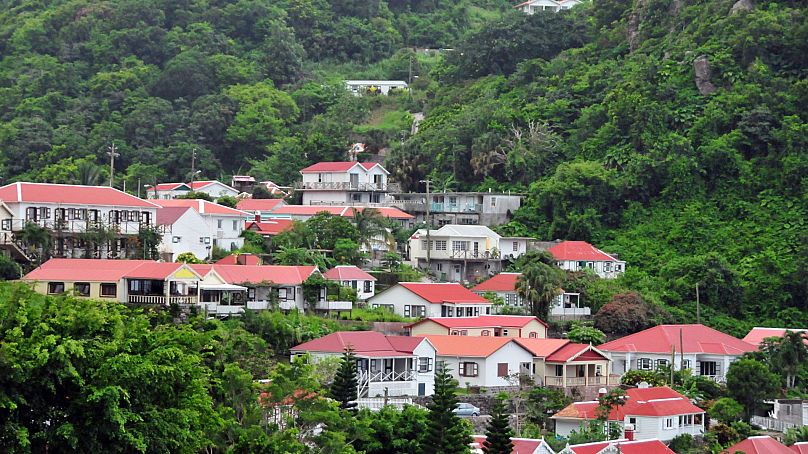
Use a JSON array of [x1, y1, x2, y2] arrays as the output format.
[[730, 0, 754, 14], [693, 55, 717, 95]]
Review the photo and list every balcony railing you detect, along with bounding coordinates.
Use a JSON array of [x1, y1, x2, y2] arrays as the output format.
[[127, 295, 198, 305], [315, 300, 353, 311], [430, 202, 483, 214], [545, 375, 607, 387], [295, 181, 401, 192], [360, 369, 416, 383]]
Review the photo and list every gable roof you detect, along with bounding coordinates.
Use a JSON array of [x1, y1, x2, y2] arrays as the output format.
[[245, 219, 295, 236], [291, 331, 426, 357], [0, 182, 159, 208], [151, 199, 248, 217], [22, 258, 199, 282], [152, 182, 191, 191], [742, 327, 808, 347], [323, 266, 376, 282], [471, 435, 551, 454], [156, 206, 194, 225], [547, 241, 618, 262], [215, 254, 261, 266], [236, 198, 286, 212], [412, 224, 501, 240], [552, 387, 703, 421], [545, 343, 609, 362], [472, 273, 521, 292], [566, 439, 675, 454], [724, 436, 794, 454], [196, 264, 318, 286], [598, 324, 757, 355], [398, 282, 490, 304], [514, 338, 573, 357], [299, 162, 387, 174], [424, 335, 530, 358], [410, 315, 547, 330], [791, 442, 808, 454]]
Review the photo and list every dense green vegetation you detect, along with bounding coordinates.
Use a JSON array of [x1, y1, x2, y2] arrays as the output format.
[[0, 0, 805, 330]]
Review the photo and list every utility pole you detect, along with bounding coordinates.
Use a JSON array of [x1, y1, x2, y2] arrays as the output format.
[[107, 142, 119, 187], [695, 283, 700, 324], [420, 179, 432, 268], [190, 148, 197, 185], [137, 178, 141, 198]]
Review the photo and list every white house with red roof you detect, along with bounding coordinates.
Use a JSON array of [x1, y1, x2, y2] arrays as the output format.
[[235, 198, 286, 215], [290, 331, 437, 397], [515, 0, 583, 14], [793, 442, 808, 454], [598, 324, 757, 382], [368, 282, 493, 318], [516, 339, 611, 391], [408, 315, 548, 339], [547, 241, 625, 279], [425, 335, 536, 388], [408, 225, 529, 283], [296, 161, 398, 206], [470, 435, 556, 454], [0, 182, 159, 262], [724, 435, 796, 454], [22, 258, 209, 306], [472, 272, 590, 317], [552, 385, 705, 442], [147, 180, 239, 200], [244, 217, 294, 239], [153, 199, 248, 256], [323, 265, 377, 300]]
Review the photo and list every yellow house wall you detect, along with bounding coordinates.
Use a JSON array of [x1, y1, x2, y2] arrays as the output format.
[[31, 280, 122, 300], [520, 320, 548, 338], [410, 321, 449, 336]]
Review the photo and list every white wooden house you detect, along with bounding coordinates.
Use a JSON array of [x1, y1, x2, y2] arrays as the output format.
[[296, 162, 397, 206], [547, 241, 626, 279], [153, 199, 247, 256], [368, 282, 493, 318]]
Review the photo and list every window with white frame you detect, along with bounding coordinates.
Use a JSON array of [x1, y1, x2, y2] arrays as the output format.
[[172, 236, 181, 243], [664, 418, 674, 429], [217, 219, 223, 229], [232, 220, 238, 230], [436, 263, 443, 272], [418, 357, 433, 373], [502, 329, 509, 336], [682, 359, 691, 369], [679, 415, 693, 426], [435, 240, 447, 251], [452, 241, 468, 251], [638, 358, 653, 370], [655, 359, 669, 369], [459, 362, 478, 377]]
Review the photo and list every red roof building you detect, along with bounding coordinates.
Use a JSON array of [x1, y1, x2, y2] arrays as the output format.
[[742, 327, 808, 347], [368, 282, 494, 318], [791, 442, 808, 454], [299, 162, 384, 173], [152, 199, 248, 217], [471, 435, 554, 454], [472, 272, 521, 292], [553, 386, 705, 442], [0, 182, 158, 208], [547, 241, 626, 279], [323, 265, 377, 300], [236, 198, 286, 213], [268, 205, 413, 220], [245, 219, 295, 237], [408, 315, 548, 339], [563, 439, 675, 454], [216, 254, 261, 266], [399, 283, 489, 304], [723, 436, 794, 454]]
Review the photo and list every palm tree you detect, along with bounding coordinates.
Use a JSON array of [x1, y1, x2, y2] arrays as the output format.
[[763, 330, 808, 388], [77, 161, 102, 186], [352, 208, 391, 255], [515, 251, 564, 319], [17, 222, 52, 264]]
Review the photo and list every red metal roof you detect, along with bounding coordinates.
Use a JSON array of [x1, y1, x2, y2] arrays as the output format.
[[291, 331, 424, 357], [299, 162, 384, 173], [411, 315, 546, 329], [424, 335, 527, 358], [472, 272, 521, 292], [553, 387, 703, 421], [208, 265, 318, 286], [152, 182, 189, 191], [152, 199, 248, 217], [245, 219, 294, 236], [0, 182, 159, 208], [399, 282, 490, 304], [323, 266, 376, 281], [742, 327, 808, 347], [215, 254, 261, 266], [598, 324, 757, 355], [22, 259, 198, 281], [514, 338, 572, 358], [545, 343, 608, 362], [156, 206, 193, 225], [791, 442, 808, 454], [188, 180, 236, 191], [724, 436, 794, 454], [236, 198, 285, 212], [471, 435, 549, 454], [547, 241, 618, 262], [568, 439, 675, 454], [386, 336, 425, 354]]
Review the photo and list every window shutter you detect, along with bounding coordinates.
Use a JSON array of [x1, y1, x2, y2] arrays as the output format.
[[498, 363, 508, 377]]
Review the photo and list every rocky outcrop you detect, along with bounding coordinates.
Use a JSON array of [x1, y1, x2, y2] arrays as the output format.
[[693, 55, 717, 95], [730, 0, 754, 14], [628, 10, 641, 52]]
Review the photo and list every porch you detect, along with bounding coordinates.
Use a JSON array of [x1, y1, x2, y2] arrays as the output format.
[[126, 278, 198, 306], [199, 284, 248, 316], [544, 363, 608, 388], [356, 356, 418, 398]]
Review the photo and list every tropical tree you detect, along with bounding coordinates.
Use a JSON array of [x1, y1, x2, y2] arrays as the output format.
[[785, 426, 808, 445], [176, 252, 203, 263], [330, 348, 358, 412], [0, 254, 21, 280], [709, 397, 744, 424], [424, 364, 472, 454], [566, 324, 606, 345], [760, 331, 808, 388], [515, 251, 565, 319], [726, 358, 780, 419], [353, 208, 391, 253], [483, 397, 514, 454], [16, 222, 52, 263]]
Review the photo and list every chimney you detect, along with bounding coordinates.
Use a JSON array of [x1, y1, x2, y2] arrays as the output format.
[[237, 254, 247, 266], [598, 388, 608, 398], [254, 210, 261, 222], [624, 425, 635, 441]]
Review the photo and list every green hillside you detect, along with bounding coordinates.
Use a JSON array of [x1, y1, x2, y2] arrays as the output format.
[[0, 0, 805, 332]]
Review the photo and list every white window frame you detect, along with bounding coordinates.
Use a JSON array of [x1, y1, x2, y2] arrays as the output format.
[[638, 358, 653, 370]]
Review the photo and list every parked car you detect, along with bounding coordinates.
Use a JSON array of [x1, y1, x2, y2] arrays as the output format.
[[453, 403, 481, 416]]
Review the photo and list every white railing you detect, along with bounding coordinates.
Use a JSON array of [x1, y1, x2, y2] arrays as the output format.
[[278, 300, 298, 310], [315, 300, 352, 311], [544, 376, 606, 387], [359, 369, 416, 383], [127, 295, 198, 305], [295, 181, 401, 192], [750, 416, 798, 432], [355, 397, 422, 411]]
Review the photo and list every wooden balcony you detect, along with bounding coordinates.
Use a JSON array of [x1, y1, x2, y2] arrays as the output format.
[[127, 295, 198, 305], [545, 375, 608, 387], [295, 181, 401, 192]]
